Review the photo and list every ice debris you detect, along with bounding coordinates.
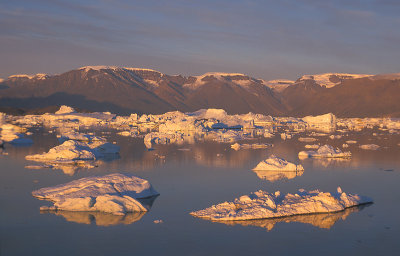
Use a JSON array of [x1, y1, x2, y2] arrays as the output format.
[[32, 173, 159, 215], [190, 187, 372, 221]]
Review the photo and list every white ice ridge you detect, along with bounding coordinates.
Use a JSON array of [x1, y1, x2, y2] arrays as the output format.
[[253, 155, 304, 171], [190, 187, 372, 221], [32, 173, 159, 215], [25, 139, 119, 163], [298, 145, 351, 158]]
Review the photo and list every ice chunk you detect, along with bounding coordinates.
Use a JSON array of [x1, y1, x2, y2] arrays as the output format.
[[298, 145, 351, 158], [231, 143, 272, 150], [304, 144, 320, 149], [253, 155, 304, 171], [190, 188, 372, 221], [25, 139, 119, 163], [55, 105, 76, 114], [359, 144, 380, 150], [32, 173, 159, 215], [1, 123, 33, 144], [298, 137, 317, 142]]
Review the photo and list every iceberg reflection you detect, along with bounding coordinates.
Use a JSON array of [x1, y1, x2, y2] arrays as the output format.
[[39, 195, 158, 226], [213, 205, 370, 231]]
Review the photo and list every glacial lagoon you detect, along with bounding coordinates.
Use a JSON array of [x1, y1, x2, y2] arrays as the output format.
[[1, 111, 400, 255]]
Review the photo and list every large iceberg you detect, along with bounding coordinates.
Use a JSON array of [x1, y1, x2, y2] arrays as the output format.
[[32, 173, 159, 215], [298, 145, 351, 158], [190, 187, 372, 221]]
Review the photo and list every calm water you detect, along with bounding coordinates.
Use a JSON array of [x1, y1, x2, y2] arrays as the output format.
[[1, 128, 400, 255]]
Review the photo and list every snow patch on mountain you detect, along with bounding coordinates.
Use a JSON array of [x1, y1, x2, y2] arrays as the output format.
[[263, 79, 295, 92], [298, 73, 373, 88]]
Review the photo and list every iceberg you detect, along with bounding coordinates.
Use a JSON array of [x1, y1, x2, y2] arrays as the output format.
[[253, 155, 304, 171], [298, 145, 351, 158], [359, 144, 380, 150], [190, 187, 372, 221], [25, 139, 119, 164], [231, 143, 272, 151], [32, 173, 159, 215]]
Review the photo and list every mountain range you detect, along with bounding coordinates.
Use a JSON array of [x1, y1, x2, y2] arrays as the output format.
[[0, 66, 399, 117]]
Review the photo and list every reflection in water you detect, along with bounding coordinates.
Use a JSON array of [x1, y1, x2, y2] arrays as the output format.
[[39, 196, 158, 226], [214, 205, 370, 231], [253, 169, 304, 182], [40, 210, 145, 226], [300, 157, 352, 168]]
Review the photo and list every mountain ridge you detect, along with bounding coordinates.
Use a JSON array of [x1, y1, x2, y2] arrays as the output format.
[[1, 66, 399, 117]]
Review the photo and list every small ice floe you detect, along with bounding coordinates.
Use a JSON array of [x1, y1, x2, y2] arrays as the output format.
[[342, 144, 349, 148], [346, 140, 357, 144], [190, 187, 372, 221], [298, 145, 351, 159], [329, 135, 342, 140], [32, 173, 159, 215], [153, 219, 163, 224], [298, 137, 317, 142], [304, 144, 320, 149], [253, 155, 304, 172], [231, 143, 272, 151], [359, 144, 380, 150], [25, 139, 119, 164]]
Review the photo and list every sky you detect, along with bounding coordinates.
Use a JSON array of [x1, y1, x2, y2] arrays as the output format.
[[1, 0, 400, 80]]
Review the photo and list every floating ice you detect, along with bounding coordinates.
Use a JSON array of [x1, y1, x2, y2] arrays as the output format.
[[32, 173, 159, 215], [0, 123, 33, 144], [359, 144, 380, 150], [253, 155, 304, 171], [298, 145, 351, 158], [231, 143, 272, 150], [298, 137, 317, 142], [190, 187, 372, 221], [25, 139, 119, 164]]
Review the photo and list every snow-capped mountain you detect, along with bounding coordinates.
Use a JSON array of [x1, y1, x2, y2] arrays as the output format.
[[0, 66, 399, 117]]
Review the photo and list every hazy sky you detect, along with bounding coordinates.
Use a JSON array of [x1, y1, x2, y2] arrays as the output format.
[[1, 0, 399, 80]]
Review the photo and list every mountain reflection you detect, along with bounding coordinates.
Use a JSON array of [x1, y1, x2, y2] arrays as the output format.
[[214, 205, 369, 231]]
